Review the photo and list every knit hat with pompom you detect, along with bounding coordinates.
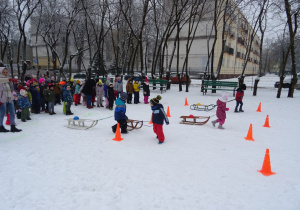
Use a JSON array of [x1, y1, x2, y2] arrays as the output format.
[[150, 95, 162, 105]]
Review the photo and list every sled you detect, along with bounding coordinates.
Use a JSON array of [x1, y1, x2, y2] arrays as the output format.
[[190, 104, 216, 111], [65, 118, 98, 130], [180, 116, 210, 125], [127, 119, 143, 131]]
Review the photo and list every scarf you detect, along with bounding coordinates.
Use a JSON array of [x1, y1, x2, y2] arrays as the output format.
[[0, 74, 13, 102]]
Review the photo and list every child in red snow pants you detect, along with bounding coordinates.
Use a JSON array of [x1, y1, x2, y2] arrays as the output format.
[[153, 123, 164, 142]]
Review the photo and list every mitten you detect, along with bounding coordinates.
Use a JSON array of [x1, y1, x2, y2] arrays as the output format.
[[226, 108, 229, 111], [166, 121, 169, 125]]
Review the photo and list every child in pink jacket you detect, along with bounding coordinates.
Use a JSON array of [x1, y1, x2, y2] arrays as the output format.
[[211, 92, 229, 129]]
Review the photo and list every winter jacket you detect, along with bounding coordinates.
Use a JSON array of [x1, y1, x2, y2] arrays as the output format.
[[114, 98, 127, 121], [54, 84, 61, 94], [104, 84, 108, 97], [63, 90, 73, 103], [75, 84, 81, 94], [96, 84, 104, 97], [142, 82, 150, 96], [82, 79, 96, 96], [18, 94, 31, 109], [216, 99, 229, 121], [107, 86, 115, 100], [30, 87, 41, 105], [235, 88, 244, 101], [39, 83, 47, 100], [0, 67, 14, 103], [151, 104, 169, 125], [133, 83, 140, 92], [26, 91, 32, 103], [44, 89, 56, 102], [114, 80, 123, 92], [126, 82, 134, 94]]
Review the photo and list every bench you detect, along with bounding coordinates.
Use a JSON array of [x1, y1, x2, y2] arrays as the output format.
[[141, 79, 169, 94], [201, 80, 238, 96]]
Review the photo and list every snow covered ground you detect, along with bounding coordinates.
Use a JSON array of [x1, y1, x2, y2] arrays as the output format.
[[1, 74, 300, 210]]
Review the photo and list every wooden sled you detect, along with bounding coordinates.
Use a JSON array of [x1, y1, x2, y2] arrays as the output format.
[[127, 119, 143, 131], [180, 116, 210, 125], [65, 118, 98, 130], [190, 104, 216, 111]]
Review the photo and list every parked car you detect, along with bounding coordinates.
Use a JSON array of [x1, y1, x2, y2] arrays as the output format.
[[124, 73, 143, 81], [274, 73, 300, 89], [74, 73, 86, 79], [163, 73, 191, 84]]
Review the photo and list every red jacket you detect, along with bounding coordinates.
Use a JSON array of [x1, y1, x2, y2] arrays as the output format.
[[235, 89, 244, 101]]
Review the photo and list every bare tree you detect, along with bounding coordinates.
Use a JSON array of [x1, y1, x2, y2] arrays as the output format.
[[253, 0, 270, 96], [13, 0, 41, 81]]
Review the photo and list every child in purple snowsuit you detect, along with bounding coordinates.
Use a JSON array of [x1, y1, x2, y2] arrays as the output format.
[[211, 92, 229, 129]]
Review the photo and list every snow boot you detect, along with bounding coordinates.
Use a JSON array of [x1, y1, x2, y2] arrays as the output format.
[[158, 141, 164, 144], [239, 109, 244, 112], [5, 114, 10, 125], [0, 125, 9, 133], [218, 124, 224, 129], [10, 125, 22, 132], [234, 109, 239, 113], [112, 124, 117, 133], [211, 120, 216, 127]]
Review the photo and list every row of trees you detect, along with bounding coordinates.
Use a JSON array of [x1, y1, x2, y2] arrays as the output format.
[[0, 0, 299, 97]]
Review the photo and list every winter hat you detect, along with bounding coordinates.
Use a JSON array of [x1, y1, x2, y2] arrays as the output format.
[[59, 81, 66, 86], [17, 85, 25, 91], [220, 92, 228, 102], [76, 80, 81, 84], [145, 77, 149, 82], [20, 89, 27, 96], [98, 79, 102, 84], [39, 78, 45, 84], [51, 76, 55, 80], [150, 95, 162, 106], [241, 84, 246, 90], [70, 78, 74, 82], [32, 82, 38, 87], [119, 92, 128, 101]]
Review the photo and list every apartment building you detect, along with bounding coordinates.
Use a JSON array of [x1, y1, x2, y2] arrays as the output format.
[[166, 1, 261, 79]]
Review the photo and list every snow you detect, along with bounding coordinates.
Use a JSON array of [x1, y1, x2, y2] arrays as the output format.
[[1, 74, 300, 210]]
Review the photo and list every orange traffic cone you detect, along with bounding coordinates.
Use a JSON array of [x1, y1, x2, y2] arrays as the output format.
[[5, 114, 10, 125], [263, 115, 270, 128], [184, 97, 188, 106], [112, 123, 124, 141], [244, 123, 254, 141], [257, 102, 262, 112], [258, 149, 276, 176], [167, 106, 171, 117], [149, 115, 153, 124]]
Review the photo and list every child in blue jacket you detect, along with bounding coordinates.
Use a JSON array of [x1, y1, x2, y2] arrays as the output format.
[[63, 85, 74, 115], [18, 89, 31, 122], [150, 95, 169, 144], [112, 92, 128, 134]]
